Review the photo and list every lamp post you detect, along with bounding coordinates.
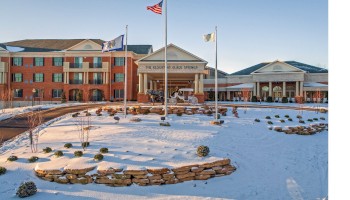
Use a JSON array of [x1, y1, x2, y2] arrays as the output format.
[[32, 88, 36, 107]]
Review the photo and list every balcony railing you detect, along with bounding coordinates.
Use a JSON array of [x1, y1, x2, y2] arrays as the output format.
[[69, 63, 83, 68], [89, 63, 102, 68], [89, 79, 103, 84], [69, 80, 83, 84]]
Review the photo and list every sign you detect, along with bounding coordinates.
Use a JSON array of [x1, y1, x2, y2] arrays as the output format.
[[145, 66, 198, 70]]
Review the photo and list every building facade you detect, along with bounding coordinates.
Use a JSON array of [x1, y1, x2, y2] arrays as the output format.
[[0, 39, 328, 106]]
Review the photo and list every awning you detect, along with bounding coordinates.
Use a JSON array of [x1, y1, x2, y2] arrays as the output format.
[[179, 88, 194, 92], [226, 83, 254, 91], [303, 82, 328, 91]]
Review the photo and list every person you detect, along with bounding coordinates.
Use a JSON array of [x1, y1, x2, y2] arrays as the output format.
[[150, 93, 155, 105], [159, 89, 164, 105]]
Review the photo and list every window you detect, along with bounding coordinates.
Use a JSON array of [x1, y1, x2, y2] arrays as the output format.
[[34, 73, 44, 82], [52, 73, 63, 82], [114, 73, 124, 82], [71, 73, 83, 84], [12, 57, 22, 66], [12, 73, 23, 82], [52, 89, 63, 98], [114, 57, 125, 66], [34, 57, 44, 66], [92, 73, 103, 84], [13, 89, 23, 98], [114, 89, 124, 99], [53, 57, 63, 66], [33, 89, 43, 98], [93, 57, 102, 68]]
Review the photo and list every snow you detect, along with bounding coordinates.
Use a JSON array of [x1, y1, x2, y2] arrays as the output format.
[[0, 106, 328, 199], [5, 45, 25, 52]]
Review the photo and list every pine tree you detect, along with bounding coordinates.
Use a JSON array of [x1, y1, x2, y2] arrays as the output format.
[[61, 91, 67, 103]]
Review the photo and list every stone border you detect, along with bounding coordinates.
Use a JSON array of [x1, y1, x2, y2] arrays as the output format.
[[35, 158, 236, 186]]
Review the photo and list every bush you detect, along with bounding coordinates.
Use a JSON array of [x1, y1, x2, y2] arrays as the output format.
[[64, 143, 72, 148], [320, 117, 326, 120], [267, 96, 273, 103], [299, 120, 305, 124], [16, 181, 37, 198], [176, 112, 183, 116], [43, 147, 52, 153], [0, 166, 7, 175], [265, 116, 271, 119], [100, 147, 109, 154], [7, 155, 18, 162], [267, 121, 273, 124], [280, 119, 285, 123], [197, 145, 210, 157], [85, 113, 91, 116], [97, 113, 102, 116], [307, 119, 313, 122], [275, 115, 280, 118], [288, 118, 293, 121], [54, 151, 63, 157], [284, 115, 290, 118], [254, 119, 260, 122], [74, 151, 83, 157], [313, 118, 318, 121], [282, 97, 288, 103], [81, 142, 90, 148], [296, 115, 302, 119], [160, 122, 171, 126], [207, 110, 213, 115], [251, 96, 257, 102], [94, 153, 104, 161], [28, 156, 39, 163]]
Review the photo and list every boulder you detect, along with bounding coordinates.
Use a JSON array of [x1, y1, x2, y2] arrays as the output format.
[[178, 176, 195, 182], [197, 169, 216, 176], [123, 170, 148, 175], [191, 167, 204, 173], [112, 174, 131, 179], [149, 179, 165, 185], [66, 174, 77, 180], [175, 172, 196, 180], [162, 173, 175, 180], [64, 167, 95, 175], [165, 178, 180, 184], [195, 175, 211, 180], [55, 176, 69, 184], [148, 174, 162, 180], [133, 175, 149, 179], [132, 178, 150, 185], [147, 168, 170, 175]]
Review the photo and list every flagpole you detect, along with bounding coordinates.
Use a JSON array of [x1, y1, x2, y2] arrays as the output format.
[[164, 0, 168, 117], [124, 25, 128, 118], [215, 26, 218, 121]]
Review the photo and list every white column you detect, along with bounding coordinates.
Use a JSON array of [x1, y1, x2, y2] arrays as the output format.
[[268, 82, 272, 96], [257, 82, 260, 97], [143, 73, 148, 93], [194, 73, 199, 94], [253, 82, 257, 96], [300, 81, 304, 97], [304, 91, 307, 101], [139, 73, 143, 93], [154, 81, 157, 90], [296, 81, 299, 96], [282, 81, 286, 97], [227, 91, 231, 100], [199, 73, 204, 93], [150, 80, 153, 90]]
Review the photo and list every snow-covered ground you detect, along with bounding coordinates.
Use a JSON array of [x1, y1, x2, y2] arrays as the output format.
[[0, 106, 328, 199]]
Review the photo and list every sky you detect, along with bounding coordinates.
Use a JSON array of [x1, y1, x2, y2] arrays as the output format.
[[0, 0, 328, 73]]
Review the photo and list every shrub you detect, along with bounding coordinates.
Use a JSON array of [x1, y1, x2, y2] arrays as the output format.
[[284, 115, 290, 118], [74, 151, 83, 157], [267, 96, 273, 102], [207, 110, 213, 115], [81, 142, 90, 148], [16, 181, 37, 198], [296, 115, 302, 119], [288, 118, 293, 121], [7, 155, 18, 162], [72, 113, 79, 118], [313, 118, 318, 121], [43, 147, 52, 153], [97, 113, 102, 116], [0, 166, 7, 175], [109, 113, 115, 116], [85, 113, 91, 116], [267, 121, 273, 124], [28, 156, 39, 163], [307, 119, 313, 122], [320, 117, 326, 120], [176, 112, 183, 116], [94, 153, 104, 161], [64, 143, 72, 148], [280, 119, 285, 123], [299, 120, 305, 124], [54, 151, 63, 157], [160, 122, 171, 126], [254, 119, 260, 122], [275, 115, 280, 118], [100, 148, 109, 154], [251, 96, 257, 102], [282, 97, 288, 103], [130, 117, 141, 122], [197, 145, 210, 157], [265, 116, 271, 119]]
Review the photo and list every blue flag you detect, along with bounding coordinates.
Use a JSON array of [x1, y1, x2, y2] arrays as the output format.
[[102, 35, 124, 52]]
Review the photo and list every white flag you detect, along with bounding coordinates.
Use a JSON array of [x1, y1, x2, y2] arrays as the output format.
[[102, 35, 124, 52], [203, 33, 215, 42]]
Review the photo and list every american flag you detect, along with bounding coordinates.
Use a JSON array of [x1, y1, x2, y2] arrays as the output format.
[[147, 0, 163, 15]]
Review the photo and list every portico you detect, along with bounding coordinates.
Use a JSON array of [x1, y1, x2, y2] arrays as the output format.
[[136, 44, 208, 103]]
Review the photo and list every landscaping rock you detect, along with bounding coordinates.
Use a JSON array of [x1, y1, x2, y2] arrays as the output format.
[[148, 168, 170, 175]]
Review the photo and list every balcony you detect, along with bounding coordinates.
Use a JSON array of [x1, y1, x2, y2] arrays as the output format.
[[89, 79, 103, 85], [69, 80, 83, 84], [89, 63, 102, 68], [69, 63, 83, 68], [0, 62, 8, 72]]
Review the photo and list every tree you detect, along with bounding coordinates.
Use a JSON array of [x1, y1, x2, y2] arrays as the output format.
[[27, 110, 43, 153], [314, 89, 322, 114], [1, 88, 13, 112], [76, 90, 83, 102], [208, 89, 214, 101], [241, 88, 250, 114], [74, 113, 91, 151], [61, 91, 67, 103]]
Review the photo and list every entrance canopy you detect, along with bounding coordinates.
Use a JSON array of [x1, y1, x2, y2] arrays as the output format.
[[303, 82, 328, 91], [226, 83, 254, 91]]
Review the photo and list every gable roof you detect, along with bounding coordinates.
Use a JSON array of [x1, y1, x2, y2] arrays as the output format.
[[231, 61, 328, 75], [1, 39, 152, 54]]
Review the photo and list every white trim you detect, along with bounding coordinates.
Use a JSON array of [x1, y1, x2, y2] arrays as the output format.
[[251, 60, 306, 74], [64, 39, 102, 51]]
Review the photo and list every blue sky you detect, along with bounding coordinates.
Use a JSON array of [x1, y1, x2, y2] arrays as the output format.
[[0, 0, 328, 73]]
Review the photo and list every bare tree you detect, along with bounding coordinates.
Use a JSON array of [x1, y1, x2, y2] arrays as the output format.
[[241, 88, 250, 114], [1, 88, 13, 113], [27, 110, 43, 153], [315, 89, 322, 114], [74, 113, 91, 151]]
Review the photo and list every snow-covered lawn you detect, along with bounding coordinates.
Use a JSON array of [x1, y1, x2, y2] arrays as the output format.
[[0, 106, 328, 199]]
